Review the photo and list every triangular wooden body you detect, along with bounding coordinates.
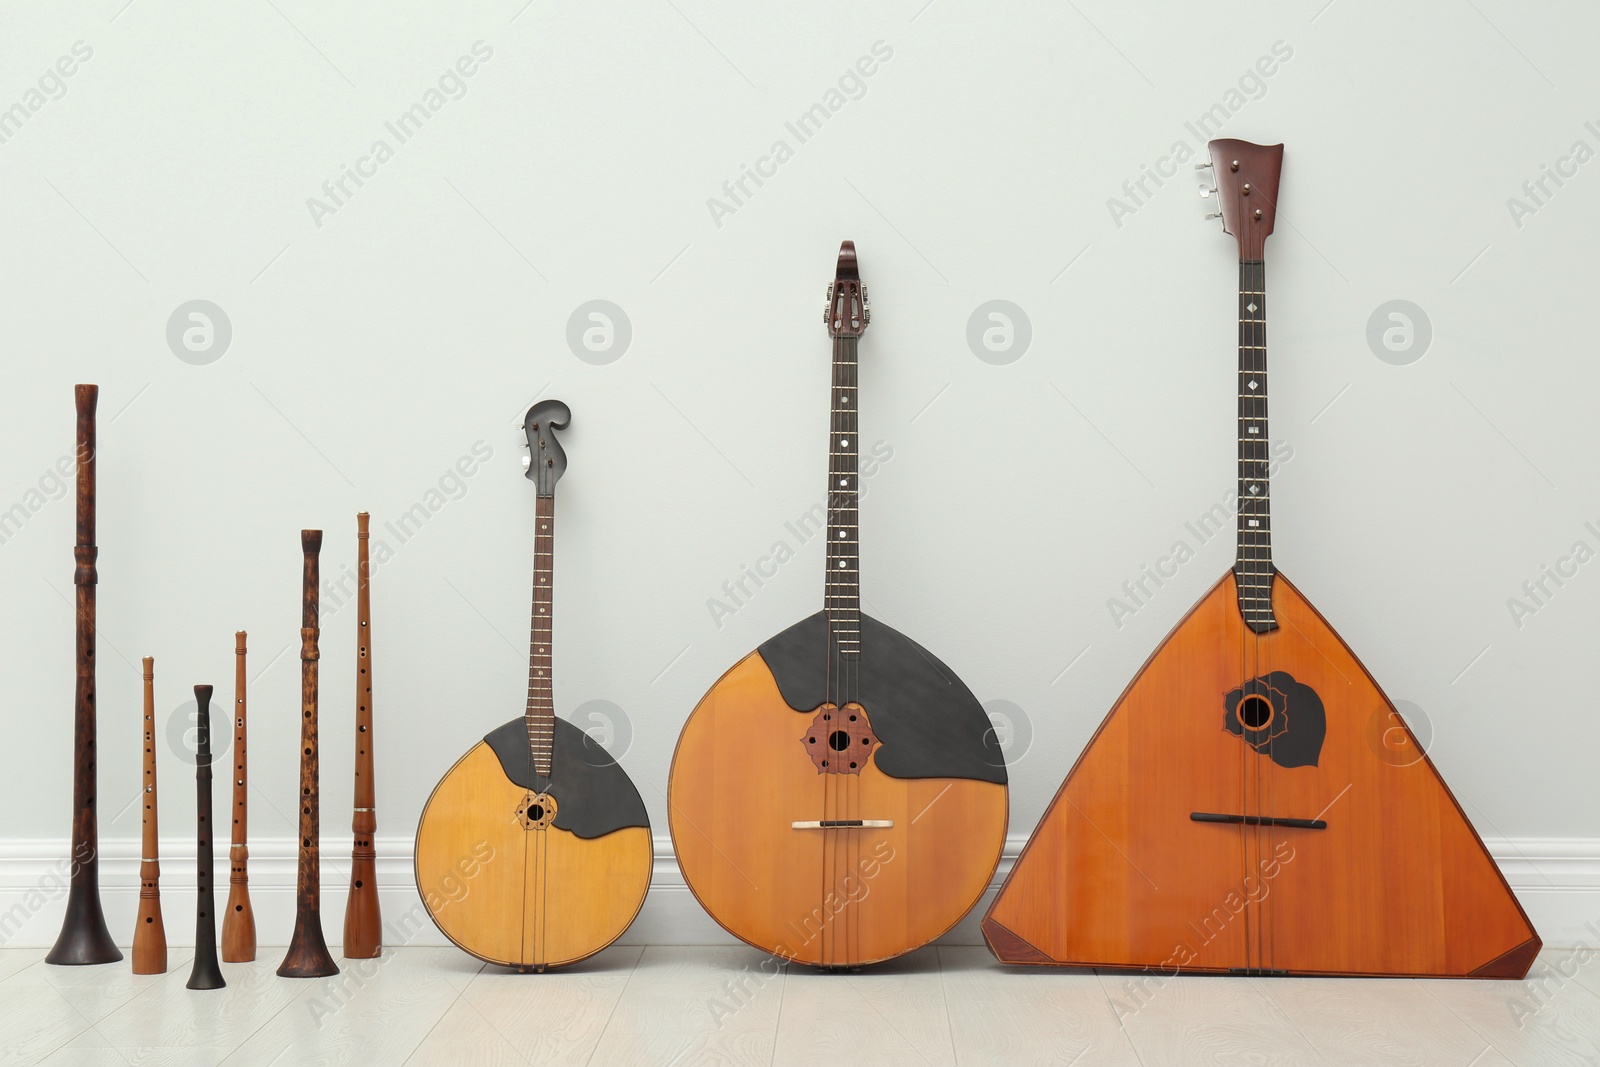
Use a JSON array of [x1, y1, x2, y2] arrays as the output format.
[[984, 571, 1539, 978]]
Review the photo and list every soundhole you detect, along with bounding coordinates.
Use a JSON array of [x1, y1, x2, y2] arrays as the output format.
[[828, 731, 851, 752], [516, 791, 557, 830], [1238, 694, 1274, 732]]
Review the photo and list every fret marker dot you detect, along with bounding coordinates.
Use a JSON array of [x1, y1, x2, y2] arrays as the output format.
[[1248, 519, 1259, 527], [837, 530, 846, 538], [839, 478, 847, 486], [840, 438, 849, 448], [1247, 380, 1258, 390], [1248, 485, 1260, 495], [838, 560, 847, 568], [1248, 426, 1259, 433], [1247, 302, 1258, 313]]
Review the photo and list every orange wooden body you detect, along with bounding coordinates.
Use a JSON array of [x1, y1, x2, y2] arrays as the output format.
[[670, 651, 1007, 968], [415, 744, 651, 970], [984, 571, 1540, 978]]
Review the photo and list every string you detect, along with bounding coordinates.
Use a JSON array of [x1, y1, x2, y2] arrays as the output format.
[[821, 326, 862, 967], [1237, 258, 1251, 974]]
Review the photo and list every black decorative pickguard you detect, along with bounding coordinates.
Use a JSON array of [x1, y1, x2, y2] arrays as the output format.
[[482, 716, 651, 839], [756, 611, 1007, 785], [1223, 671, 1324, 768]]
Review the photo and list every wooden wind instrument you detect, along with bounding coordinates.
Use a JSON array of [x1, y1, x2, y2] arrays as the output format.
[[221, 631, 255, 962], [343, 513, 381, 958], [132, 657, 166, 974], [278, 530, 339, 978], [47, 383, 121, 966], [187, 685, 225, 989]]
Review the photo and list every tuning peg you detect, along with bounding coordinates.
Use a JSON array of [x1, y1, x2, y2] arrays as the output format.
[[521, 448, 532, 472], [1195, 161, 1213, 170], [1199, 187, 1216, 198], [1204, 211, 1223, 220]]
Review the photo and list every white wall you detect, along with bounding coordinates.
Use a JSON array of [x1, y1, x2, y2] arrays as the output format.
[[2, 1, 1597, 947]]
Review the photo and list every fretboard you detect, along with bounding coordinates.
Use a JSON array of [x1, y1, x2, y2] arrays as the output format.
[[1235, 259, 1277, 633], [524, 496, 555, 777], [826, 336, 861, 669]]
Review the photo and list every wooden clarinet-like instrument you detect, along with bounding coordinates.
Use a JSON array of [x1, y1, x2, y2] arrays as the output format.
[[47, 383, 121, 966], [278, 530, 339, 978], [187, 685, 225, 990], [344, 513, 381, 959], [132, 657, 166, 974], [222, 631, 255, 962]]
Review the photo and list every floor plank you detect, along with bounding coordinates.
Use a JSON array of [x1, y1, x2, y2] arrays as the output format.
[[1423, 954, 1600, 1067], [11, 949, 196, 1027], [0, 950, 45, 986], [774, 947, 954, 1067], [1263, 976, 1512, 1067], [86, 958, 312, 1051], [939, 948, 1141, 1066], [221, 948, 470, 1066], [0, 982, 99, 1065], [595, 945, 786, 1034], [41, 1044, 236, 1066], [406, 945, 639, 1066], [1100, 969, 1330, 1066]]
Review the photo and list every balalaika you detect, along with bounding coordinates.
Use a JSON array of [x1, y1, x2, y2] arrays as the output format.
[[983, 140, 1540, 978], [669, 242, 1007, 968]]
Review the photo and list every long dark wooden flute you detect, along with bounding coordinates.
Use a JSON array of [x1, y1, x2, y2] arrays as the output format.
[[221, 631, 255, 962], [47, 384, 121, 966], [344, 512, 381, 958], [187, 685, 225, 989], [278, 529, 339, 978], [132, 657, 166, 974]]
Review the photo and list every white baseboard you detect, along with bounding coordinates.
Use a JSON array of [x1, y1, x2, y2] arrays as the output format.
[[3, 835, 1594, 951]]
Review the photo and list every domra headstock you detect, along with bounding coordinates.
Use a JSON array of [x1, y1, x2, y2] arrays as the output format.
[[1200, 139, 1284, 260], [824, 240, 870, 339], [522, 399, 571, 498]]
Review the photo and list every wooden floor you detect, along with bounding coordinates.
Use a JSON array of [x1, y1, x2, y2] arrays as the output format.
[[2, 944, 1597, 1065]]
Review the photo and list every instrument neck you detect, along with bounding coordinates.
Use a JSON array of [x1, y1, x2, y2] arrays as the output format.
[[525, 496, 555, 778], [1235, 259, 1277, 633], [826, 335, 861, 703]]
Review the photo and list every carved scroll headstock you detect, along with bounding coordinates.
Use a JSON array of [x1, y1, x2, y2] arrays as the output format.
[[823, 240, 870, 339], [522, 400, 571, 498], [1206, 139, 1284, 260]]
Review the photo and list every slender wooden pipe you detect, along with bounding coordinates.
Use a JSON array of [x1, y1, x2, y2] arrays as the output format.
[[278, 530, 339, 978], [343, 513, 381, 958], [221, 631, 255, 962], [47, 384, 121, 966], [187, 685, 225, 989], [131, 657, 166, 974]]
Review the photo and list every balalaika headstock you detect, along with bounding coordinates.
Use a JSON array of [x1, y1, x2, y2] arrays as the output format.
[[823, 240, 870, 338], [522, 399, 571, 498], [1202, 139, 1284, 260]]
